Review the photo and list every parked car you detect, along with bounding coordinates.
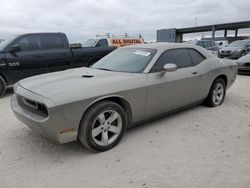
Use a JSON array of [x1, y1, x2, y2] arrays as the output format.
[[11, 43, 237, 152], [219, 39, 250, 59], [236, 53, 250, 73], [215, 40, 229, 49], [185, 40, 219, 56], [0, 33, 116, 97]]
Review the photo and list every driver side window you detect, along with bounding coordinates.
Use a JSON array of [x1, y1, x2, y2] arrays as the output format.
[[151, 48, 193, 72], [12, 35, 41, 51]]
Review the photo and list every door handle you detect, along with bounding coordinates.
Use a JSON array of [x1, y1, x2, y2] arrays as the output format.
[[192, 71, 198, 75]]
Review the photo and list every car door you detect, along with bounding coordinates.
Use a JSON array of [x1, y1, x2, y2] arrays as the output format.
[[5, 34, 47, 83], [146, 48, 202, 118], [42, 34, 72, 73]]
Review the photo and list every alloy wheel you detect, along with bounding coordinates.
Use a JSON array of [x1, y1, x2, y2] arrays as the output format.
[[91, 110, 122, 146], [212, 82, 224, 105]]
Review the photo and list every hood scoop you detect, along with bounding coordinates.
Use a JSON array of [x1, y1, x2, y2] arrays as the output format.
[[82, 75, 93, 78]]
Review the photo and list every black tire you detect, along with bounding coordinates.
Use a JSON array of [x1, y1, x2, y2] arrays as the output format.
[[0, 76, 6, 98], [205, 78, 226, 107], [78, 101, 127, 152]]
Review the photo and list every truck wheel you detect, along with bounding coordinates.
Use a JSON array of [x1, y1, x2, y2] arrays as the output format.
[[205, 78, 226, 107], [0, 76, 6, 98], [78, 101, 127, 152]]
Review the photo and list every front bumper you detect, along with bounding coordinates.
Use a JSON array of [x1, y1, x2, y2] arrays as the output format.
[[11, 86, 78, 144], [219, 51, 241, 59], [237, 65, 250, 73]]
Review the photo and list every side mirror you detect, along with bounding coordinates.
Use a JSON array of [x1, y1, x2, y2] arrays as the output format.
[[160, 63, 177, 76], [9, 45, 21, 53]]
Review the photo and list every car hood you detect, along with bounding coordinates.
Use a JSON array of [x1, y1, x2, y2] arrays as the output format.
[[220, 46, 243, 51], [236, 53, 250, 64], [18, 67, 139, 104]]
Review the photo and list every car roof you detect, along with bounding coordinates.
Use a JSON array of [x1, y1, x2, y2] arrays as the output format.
[[123, 42, 196, 50], [122, 42, 215, 58]]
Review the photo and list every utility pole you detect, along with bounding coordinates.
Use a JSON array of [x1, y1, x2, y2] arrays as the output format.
[[195, 17, 198, 27]]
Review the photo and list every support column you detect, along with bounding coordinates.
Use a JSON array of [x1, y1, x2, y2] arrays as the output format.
[[235, 29, 238, 37], [176, 33, 183, 43], [212, 26, 215, 39], [224, 30, 227, 37]]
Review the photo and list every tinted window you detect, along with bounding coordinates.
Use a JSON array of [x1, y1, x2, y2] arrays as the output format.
[[151, 49, 193, 72], [14, 35, 41, 51], [96, 39, 108, 47], [43, 35, 64, 49], [211, 41, 216, 46], [187, 49, 206, 66], [196, 41, 204, 47], [203, 41, 211, 48]]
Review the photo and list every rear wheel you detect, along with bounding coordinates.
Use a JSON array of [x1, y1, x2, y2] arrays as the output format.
[[0, 76, 6, 98], [205, 78, 226, 107], [78, 101, 127, 152]]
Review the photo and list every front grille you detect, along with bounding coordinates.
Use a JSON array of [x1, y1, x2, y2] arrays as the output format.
[[245, 63, 250, 66], [221, 50, 231, 53], [17, 95, 48, 118]]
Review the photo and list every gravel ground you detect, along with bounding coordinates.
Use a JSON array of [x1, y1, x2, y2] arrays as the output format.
[[0, 75, 250, 188]]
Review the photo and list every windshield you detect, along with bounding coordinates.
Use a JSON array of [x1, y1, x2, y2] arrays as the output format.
[[0, 37, 15, 51], [82, 39, 97, 47], [92, 48, 157, 73], [229, 40, 250, 47]]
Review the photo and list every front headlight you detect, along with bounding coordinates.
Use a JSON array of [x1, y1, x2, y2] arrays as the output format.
[[232, 49, 242, 53]]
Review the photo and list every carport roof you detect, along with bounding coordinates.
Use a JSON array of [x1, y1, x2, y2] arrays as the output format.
[[176, 21, 250, 34]]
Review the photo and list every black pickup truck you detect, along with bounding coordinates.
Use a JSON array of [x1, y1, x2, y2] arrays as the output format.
[[0, 33, 116, 97]]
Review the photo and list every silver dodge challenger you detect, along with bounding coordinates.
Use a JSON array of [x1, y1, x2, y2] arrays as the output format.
[[11, 43, 237, 152]]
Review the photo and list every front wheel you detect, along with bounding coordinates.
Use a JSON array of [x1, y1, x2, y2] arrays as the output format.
[[78, 101, 127, 152], [205, 78, 226, 107]]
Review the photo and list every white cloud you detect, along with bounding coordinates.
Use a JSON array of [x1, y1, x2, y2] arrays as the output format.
[[0, 0, 249, 42]]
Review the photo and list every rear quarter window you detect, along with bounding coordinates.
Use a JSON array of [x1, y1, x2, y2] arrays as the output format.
[[187, 49, 206, 66], [43, 35, 65, 49]]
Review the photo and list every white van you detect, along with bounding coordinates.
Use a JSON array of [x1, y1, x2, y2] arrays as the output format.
[[215, 40, 229, 49]]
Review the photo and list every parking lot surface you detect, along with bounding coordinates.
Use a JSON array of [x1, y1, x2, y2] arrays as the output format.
[[0, 75, 250, 188]]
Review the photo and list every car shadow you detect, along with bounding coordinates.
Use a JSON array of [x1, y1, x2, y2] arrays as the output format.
[[11, 127, 94, 161], [12, 104, 206, 161], [238, 72, 250, 76]]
